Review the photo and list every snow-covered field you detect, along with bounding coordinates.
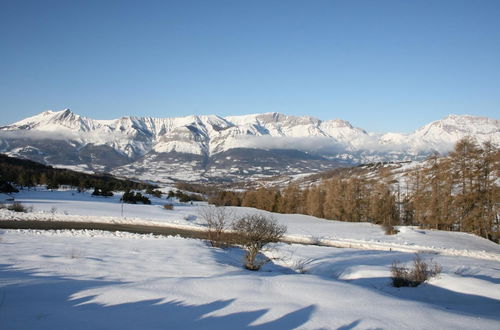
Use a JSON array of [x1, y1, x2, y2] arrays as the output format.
[[1, 189, 499, 329]]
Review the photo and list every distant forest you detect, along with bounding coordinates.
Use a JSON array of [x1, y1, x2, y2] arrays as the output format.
[[210, 138, 500, 242], [0, 154, 154, 193]]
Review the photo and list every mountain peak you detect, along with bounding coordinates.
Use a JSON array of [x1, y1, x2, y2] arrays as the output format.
[[40, 108, 71, 116], [1, 109, 498, 182], [425, 114, 499, 130]]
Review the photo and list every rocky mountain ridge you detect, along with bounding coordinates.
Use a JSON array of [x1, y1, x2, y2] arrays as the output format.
[[0, 109, 498, 183]]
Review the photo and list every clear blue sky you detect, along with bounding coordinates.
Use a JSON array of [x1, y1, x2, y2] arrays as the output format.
[[1, 0, 499, 132]]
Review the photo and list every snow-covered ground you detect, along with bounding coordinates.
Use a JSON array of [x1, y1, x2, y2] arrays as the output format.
[[3, 189, 500, 260], [1, 189, 499, 329]]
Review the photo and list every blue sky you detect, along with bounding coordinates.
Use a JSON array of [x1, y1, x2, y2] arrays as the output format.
[[1, 0, 499, 132]]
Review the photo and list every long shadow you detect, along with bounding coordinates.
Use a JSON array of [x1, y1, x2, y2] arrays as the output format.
[[337, 319, 361, 330], [458, 273, 500, 285], [207, 246, 295, 275], [384, 281, 500, 319], [0, 264, 315, 330], [321, 266, 500, 320]]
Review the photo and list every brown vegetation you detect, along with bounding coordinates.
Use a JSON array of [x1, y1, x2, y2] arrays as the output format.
[[391, 254, 442, 287], [232, 214, 286, 270], [198, 205, 233, 247], [7, 202, 30, 213], [208, 138, 499, 242], [406, 138, 500, 241], [163, 203, 174, 210]]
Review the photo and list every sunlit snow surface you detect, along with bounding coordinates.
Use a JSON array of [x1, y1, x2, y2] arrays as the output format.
[[0, 189, 499, 329]]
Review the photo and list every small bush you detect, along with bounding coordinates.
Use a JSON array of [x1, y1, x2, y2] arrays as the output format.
[[168, 190, 204, 203], [391, 254, 441, 287], [69, 248, 83, 259], [146, 187, 162, 198], [293, 258, 314, 274], [92, 187, 114, 197], [198, 205, 233, 247], [7, 202, 28, 213], [232, 214, 286, 271], [121, 190, 151, 204], [0, 181, 19, 193], [163, 203, 174, 210], [382, 222, 399, 235]]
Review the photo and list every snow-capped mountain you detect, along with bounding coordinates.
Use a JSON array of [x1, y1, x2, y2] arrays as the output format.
[[0, 109, 498, 183]]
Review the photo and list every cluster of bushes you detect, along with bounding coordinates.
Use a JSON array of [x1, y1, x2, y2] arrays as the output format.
[[91, 187, 114, 197], [146, 187, 163, 198], [0, 202, 31, 213], [121, 190, 151, 204], [167, 190, 203, 203]]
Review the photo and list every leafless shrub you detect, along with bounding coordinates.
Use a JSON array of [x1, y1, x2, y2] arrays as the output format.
[[293, 258, 314, 274], [198, 205, 233, 247], [69, 248, 83, 259], [391, 254, 441, 287], [7, 202, 29, 213], [310, 236, 322, 245], [163, 203, 174, 210], [183, 214, 197, 221], [382, 222, 399, 235], [49, 207, 57, 219], [232, 214, 286, 271]]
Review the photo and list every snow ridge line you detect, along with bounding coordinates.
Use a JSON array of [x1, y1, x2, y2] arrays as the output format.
[[1, 209, 499, 261], [283, 235, 500, 261]]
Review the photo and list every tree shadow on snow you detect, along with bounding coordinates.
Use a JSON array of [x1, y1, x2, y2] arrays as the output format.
[[275, 249, 500, 322], [321, 265, 500, 320], [457, 273, 500, 285], [206, 245, 296, 275], [336, 319, 362, 330], [0, 264, 315, 330]]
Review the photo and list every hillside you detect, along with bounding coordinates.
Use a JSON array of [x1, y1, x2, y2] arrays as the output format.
[[0, 153, 154, 193]]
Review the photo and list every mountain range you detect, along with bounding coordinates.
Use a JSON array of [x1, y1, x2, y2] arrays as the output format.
[[0, 109, 498, 183]]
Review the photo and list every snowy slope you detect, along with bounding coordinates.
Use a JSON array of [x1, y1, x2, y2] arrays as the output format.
[[2, 189, 499, 260], [1, 229, 499, 329], [1, 188, 499, 329]]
